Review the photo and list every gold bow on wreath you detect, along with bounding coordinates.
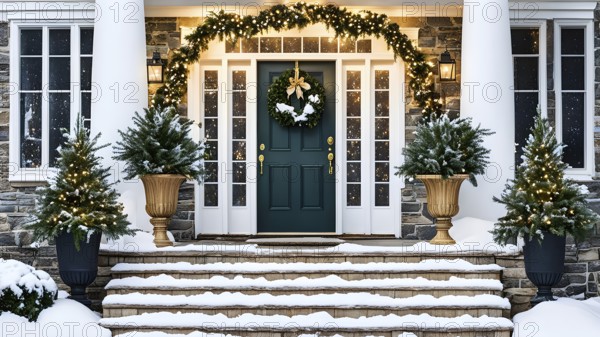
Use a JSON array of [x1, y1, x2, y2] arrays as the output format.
[[287, 61, 311, 100]]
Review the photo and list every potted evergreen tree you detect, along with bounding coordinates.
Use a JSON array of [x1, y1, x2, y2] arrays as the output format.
[[492, 112, 598, 304], [113, 106, 205, 247], [396, 115, 493, 244], [27, 117, 134, 307]]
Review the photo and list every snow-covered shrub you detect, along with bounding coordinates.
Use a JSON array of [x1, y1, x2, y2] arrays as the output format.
[[0, 259, 57, 321], [113, 106, 206, 181], [395, 114, 493, 186]]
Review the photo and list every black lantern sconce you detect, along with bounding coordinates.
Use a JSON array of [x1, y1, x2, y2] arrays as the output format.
[[147, 50, 164, 84], [438, 48, 456, 82]]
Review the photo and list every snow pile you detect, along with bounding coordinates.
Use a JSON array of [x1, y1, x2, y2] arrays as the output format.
[[513, 298, 600, 337], [0, 298, 111, 337], [101, 231, 174, 252], [0, 259, 57, 297], [451, 216, 521, 252]]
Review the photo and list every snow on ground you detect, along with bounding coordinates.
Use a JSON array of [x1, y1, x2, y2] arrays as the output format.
[[101, 217, 520, 254], [0, 298, 111, 337], [100, 311, 514, 329], [0, 259, 57, 297], [103, 292, 510, 309], [106, 274, 504, 290], [513, 298, 600, 337], [111, 259, 503, 272]]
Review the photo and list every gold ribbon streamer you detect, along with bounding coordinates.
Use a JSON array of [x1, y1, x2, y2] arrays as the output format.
[[286, 61, 311, 100]]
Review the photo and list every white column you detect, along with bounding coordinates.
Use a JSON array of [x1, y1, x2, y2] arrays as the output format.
[[457, 0, 515, 221], [90, 0, 151, 231]]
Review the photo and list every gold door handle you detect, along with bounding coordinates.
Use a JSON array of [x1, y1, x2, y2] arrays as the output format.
[[328, 153, 334, 175], [259, 154, 264, 175]]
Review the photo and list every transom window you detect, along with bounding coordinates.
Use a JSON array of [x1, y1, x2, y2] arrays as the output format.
[[14, 24, 93, 170]]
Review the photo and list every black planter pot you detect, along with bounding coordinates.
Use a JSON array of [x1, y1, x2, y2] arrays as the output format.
[[523, 231, 566, 305], [55, 231, 102, 307]]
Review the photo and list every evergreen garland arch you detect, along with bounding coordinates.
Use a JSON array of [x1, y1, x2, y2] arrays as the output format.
[[151, 2, 442, 121]]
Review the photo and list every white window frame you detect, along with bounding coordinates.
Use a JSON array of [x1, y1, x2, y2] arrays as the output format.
[[553, 19, 595, 178], [9, 21, 93, 182], [509, 20, 548, 118]]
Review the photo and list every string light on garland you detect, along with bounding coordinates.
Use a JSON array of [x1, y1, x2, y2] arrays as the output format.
[[151, 1, 442, 121]]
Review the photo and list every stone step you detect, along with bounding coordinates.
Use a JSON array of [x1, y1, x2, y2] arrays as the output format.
[[116, 333, 420, 337], [102, 291, 510, 318], [100, 311, 513, 337], [110, 260, 503, 281], [103, 303, 507, 319], [100, 249, 500, 266], [105, 274, 504, 298]]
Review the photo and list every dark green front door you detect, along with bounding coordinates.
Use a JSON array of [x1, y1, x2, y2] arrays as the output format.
[[257, 61, 336, 233]]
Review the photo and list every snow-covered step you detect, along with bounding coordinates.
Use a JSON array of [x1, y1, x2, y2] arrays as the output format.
[[99, 311, 513, 337], [102, 291, 510, 318], [110, 260, 503, 281], [113, 333, 417, 337], [105, 274, 504, 297], [100, 247, 500, 266]]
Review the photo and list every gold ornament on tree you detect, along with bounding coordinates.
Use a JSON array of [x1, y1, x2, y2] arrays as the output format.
[[287, 61, 311, 100]]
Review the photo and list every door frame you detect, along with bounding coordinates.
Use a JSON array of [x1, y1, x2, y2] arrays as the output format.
[[189, 24, 406, 236]]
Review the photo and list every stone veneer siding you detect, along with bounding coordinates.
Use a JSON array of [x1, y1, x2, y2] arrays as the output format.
[[0, 6, 598, 311]]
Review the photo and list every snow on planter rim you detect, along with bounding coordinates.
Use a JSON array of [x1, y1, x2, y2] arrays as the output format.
[[0, 259, 57, 297], [110, 259, 503, 272], [102, 292, 510, 309], [100, 311, 514, 330], [105, 274, 504, 290]]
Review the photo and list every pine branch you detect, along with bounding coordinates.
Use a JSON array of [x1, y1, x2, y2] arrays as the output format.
[[113, 106, 206, 181]]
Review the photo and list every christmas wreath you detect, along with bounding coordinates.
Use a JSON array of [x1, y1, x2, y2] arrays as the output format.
[[267, 67, 326, 128]]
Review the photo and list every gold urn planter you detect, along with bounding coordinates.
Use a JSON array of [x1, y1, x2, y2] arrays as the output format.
[[140, 174, 187, 247], [415, 174, 469, 245]]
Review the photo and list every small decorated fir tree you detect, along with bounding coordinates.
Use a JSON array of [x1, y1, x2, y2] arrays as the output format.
[[27, 117, 134, 250], [113, 106, 206, 181], [492, 112, 599, 245]]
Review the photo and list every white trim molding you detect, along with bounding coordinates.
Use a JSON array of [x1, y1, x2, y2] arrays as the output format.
[[553, 19, 595, 179]]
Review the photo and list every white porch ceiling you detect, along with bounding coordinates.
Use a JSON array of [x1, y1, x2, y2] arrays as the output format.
[[143, 1, 598, 19]]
